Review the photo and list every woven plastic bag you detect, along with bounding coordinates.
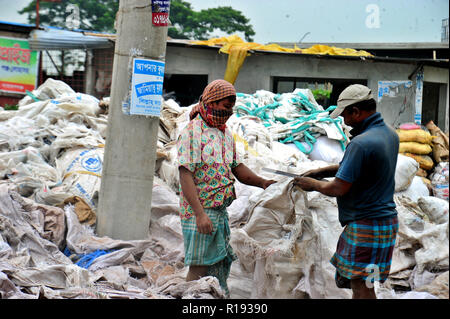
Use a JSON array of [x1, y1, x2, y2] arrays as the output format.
[[395, 154, 419, 192], [396, 129, 433, 145], [399, 142, 432, 155], [230, 178, 351, 299]]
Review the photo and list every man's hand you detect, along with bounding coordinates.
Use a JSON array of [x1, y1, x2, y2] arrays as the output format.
[[293, 177, 318, 192], [195, 211, 213, 235], [294, 176, 352, 197], [300, 165, 340, 180], [300, 168, 322, 179]]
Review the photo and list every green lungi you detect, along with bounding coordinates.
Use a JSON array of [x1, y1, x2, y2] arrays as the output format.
[[181, 200, 237, 297]]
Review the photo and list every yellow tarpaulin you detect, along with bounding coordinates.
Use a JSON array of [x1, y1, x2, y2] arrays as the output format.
[[192, 35, 374, 84]]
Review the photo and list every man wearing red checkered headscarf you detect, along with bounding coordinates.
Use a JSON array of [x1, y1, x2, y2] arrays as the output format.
[[189, 79, 236, 131]]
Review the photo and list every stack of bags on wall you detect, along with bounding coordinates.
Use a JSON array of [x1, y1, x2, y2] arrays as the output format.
[[397, 123, 435, 190], [397, 122, 449, 202], [425, 121, 449, 201]]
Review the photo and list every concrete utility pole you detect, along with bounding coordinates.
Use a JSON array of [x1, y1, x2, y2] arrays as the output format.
[[97, 0, 168, 240]]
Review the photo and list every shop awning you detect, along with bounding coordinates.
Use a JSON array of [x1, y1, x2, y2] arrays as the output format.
[[28, 27, 114, 51]]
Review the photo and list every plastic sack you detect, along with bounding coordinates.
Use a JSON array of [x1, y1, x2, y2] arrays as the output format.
[[271, 141, 310, 167], [417, 196, 449, 224], [302, 136, 344, 164], [399, 123, 421, 130], [430, 162, 449, 201], [3, 147, 60, 198], [396, 176, 431, 202], [396, 129, 433, 145], [399, 142, 432, 155], [416, 168, 428, 177], [227, 114, 273, 152], [426, 121, 449, 163], [395, 154, 419, 192], [230, 178, 351, 299], [54, 147, 104, 210], [401, 153, 434, 171], [156, 142, 179, 193], [18, 78, 76, 107]]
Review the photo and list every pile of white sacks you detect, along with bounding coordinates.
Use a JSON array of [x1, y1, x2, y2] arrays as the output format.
[[0, 79, 448, 299]]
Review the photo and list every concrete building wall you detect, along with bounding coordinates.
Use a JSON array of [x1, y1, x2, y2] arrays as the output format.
[[165, 46, 227, 81], [99, 44, 448, 131], [165, 46, 449, 130], [238, 54, 422, 128], [424, 65, 449, 132]]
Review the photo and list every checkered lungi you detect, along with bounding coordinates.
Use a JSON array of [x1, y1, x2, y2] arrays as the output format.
[[181, 201, 237, 296], [330, 215, 399, 287]]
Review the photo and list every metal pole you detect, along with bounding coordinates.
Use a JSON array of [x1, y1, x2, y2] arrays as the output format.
[[96, 0, 169, 240], [36, 0, 40, 28], [36, 0, 43, 86]]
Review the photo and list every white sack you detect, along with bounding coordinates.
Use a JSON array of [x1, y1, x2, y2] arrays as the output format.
[[417, 196, 449, 224], [395, 154, 419, 192], [396, 176, 430, 202], [230, 178, 351, 299], [430, 162, 449, 201], [54, 147, 104, 209], [4, 147, 60, 199], [18, 78, 76, 107], [300, 135, 344, 164]]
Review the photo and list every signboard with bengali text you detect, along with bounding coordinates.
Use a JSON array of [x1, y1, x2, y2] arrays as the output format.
[[130, 57, 165, 116], [152, 0, 170, 26], [0, 37, 39, 94]]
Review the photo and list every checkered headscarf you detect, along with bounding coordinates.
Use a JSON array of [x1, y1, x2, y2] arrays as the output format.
[[190, 79, 236, 131]]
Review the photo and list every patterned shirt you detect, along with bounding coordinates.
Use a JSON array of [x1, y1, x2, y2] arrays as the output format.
[[177, 115, 241, 220]]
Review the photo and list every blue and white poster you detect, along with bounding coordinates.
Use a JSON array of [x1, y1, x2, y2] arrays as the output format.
[[130, 58, 165, 116], [377, 80, 412, 102], [414, 69, 424, 125]]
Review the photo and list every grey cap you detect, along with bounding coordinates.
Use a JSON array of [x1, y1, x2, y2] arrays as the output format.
[[330, 84, 373, 119]]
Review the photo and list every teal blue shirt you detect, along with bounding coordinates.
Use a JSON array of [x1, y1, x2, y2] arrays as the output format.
[[335, 112, 399, 226]]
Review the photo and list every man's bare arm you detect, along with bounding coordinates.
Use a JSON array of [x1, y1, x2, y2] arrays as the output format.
[[293, 176, 352, 197], [301, 164, 340, 179]]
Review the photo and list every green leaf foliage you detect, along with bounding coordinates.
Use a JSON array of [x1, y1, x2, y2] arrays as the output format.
[[3, 104, 19, 111], [18, 0, 255, 41], [312, 89, 331, 101], [18, 0, 119, 33], [168, 0, 255, 41]]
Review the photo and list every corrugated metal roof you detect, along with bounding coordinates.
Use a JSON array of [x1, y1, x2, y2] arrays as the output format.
[[164, 40, 449, 67], [28, 27, 114, 50], [272, 42, 449, 50]]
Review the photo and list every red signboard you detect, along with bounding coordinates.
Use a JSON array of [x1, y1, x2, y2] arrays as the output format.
[[152, 0, 170, 26], [152, 12, 170, 26]]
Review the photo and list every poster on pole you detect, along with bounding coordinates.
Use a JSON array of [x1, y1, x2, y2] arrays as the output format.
[[152, 0, 170, 26], [0, 37, 39, 94], [414, 69, 424, 125], [130, 57, 165, 117]]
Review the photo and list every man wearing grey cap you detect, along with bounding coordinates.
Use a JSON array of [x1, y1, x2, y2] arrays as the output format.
[[294, 84, 399, 299]]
